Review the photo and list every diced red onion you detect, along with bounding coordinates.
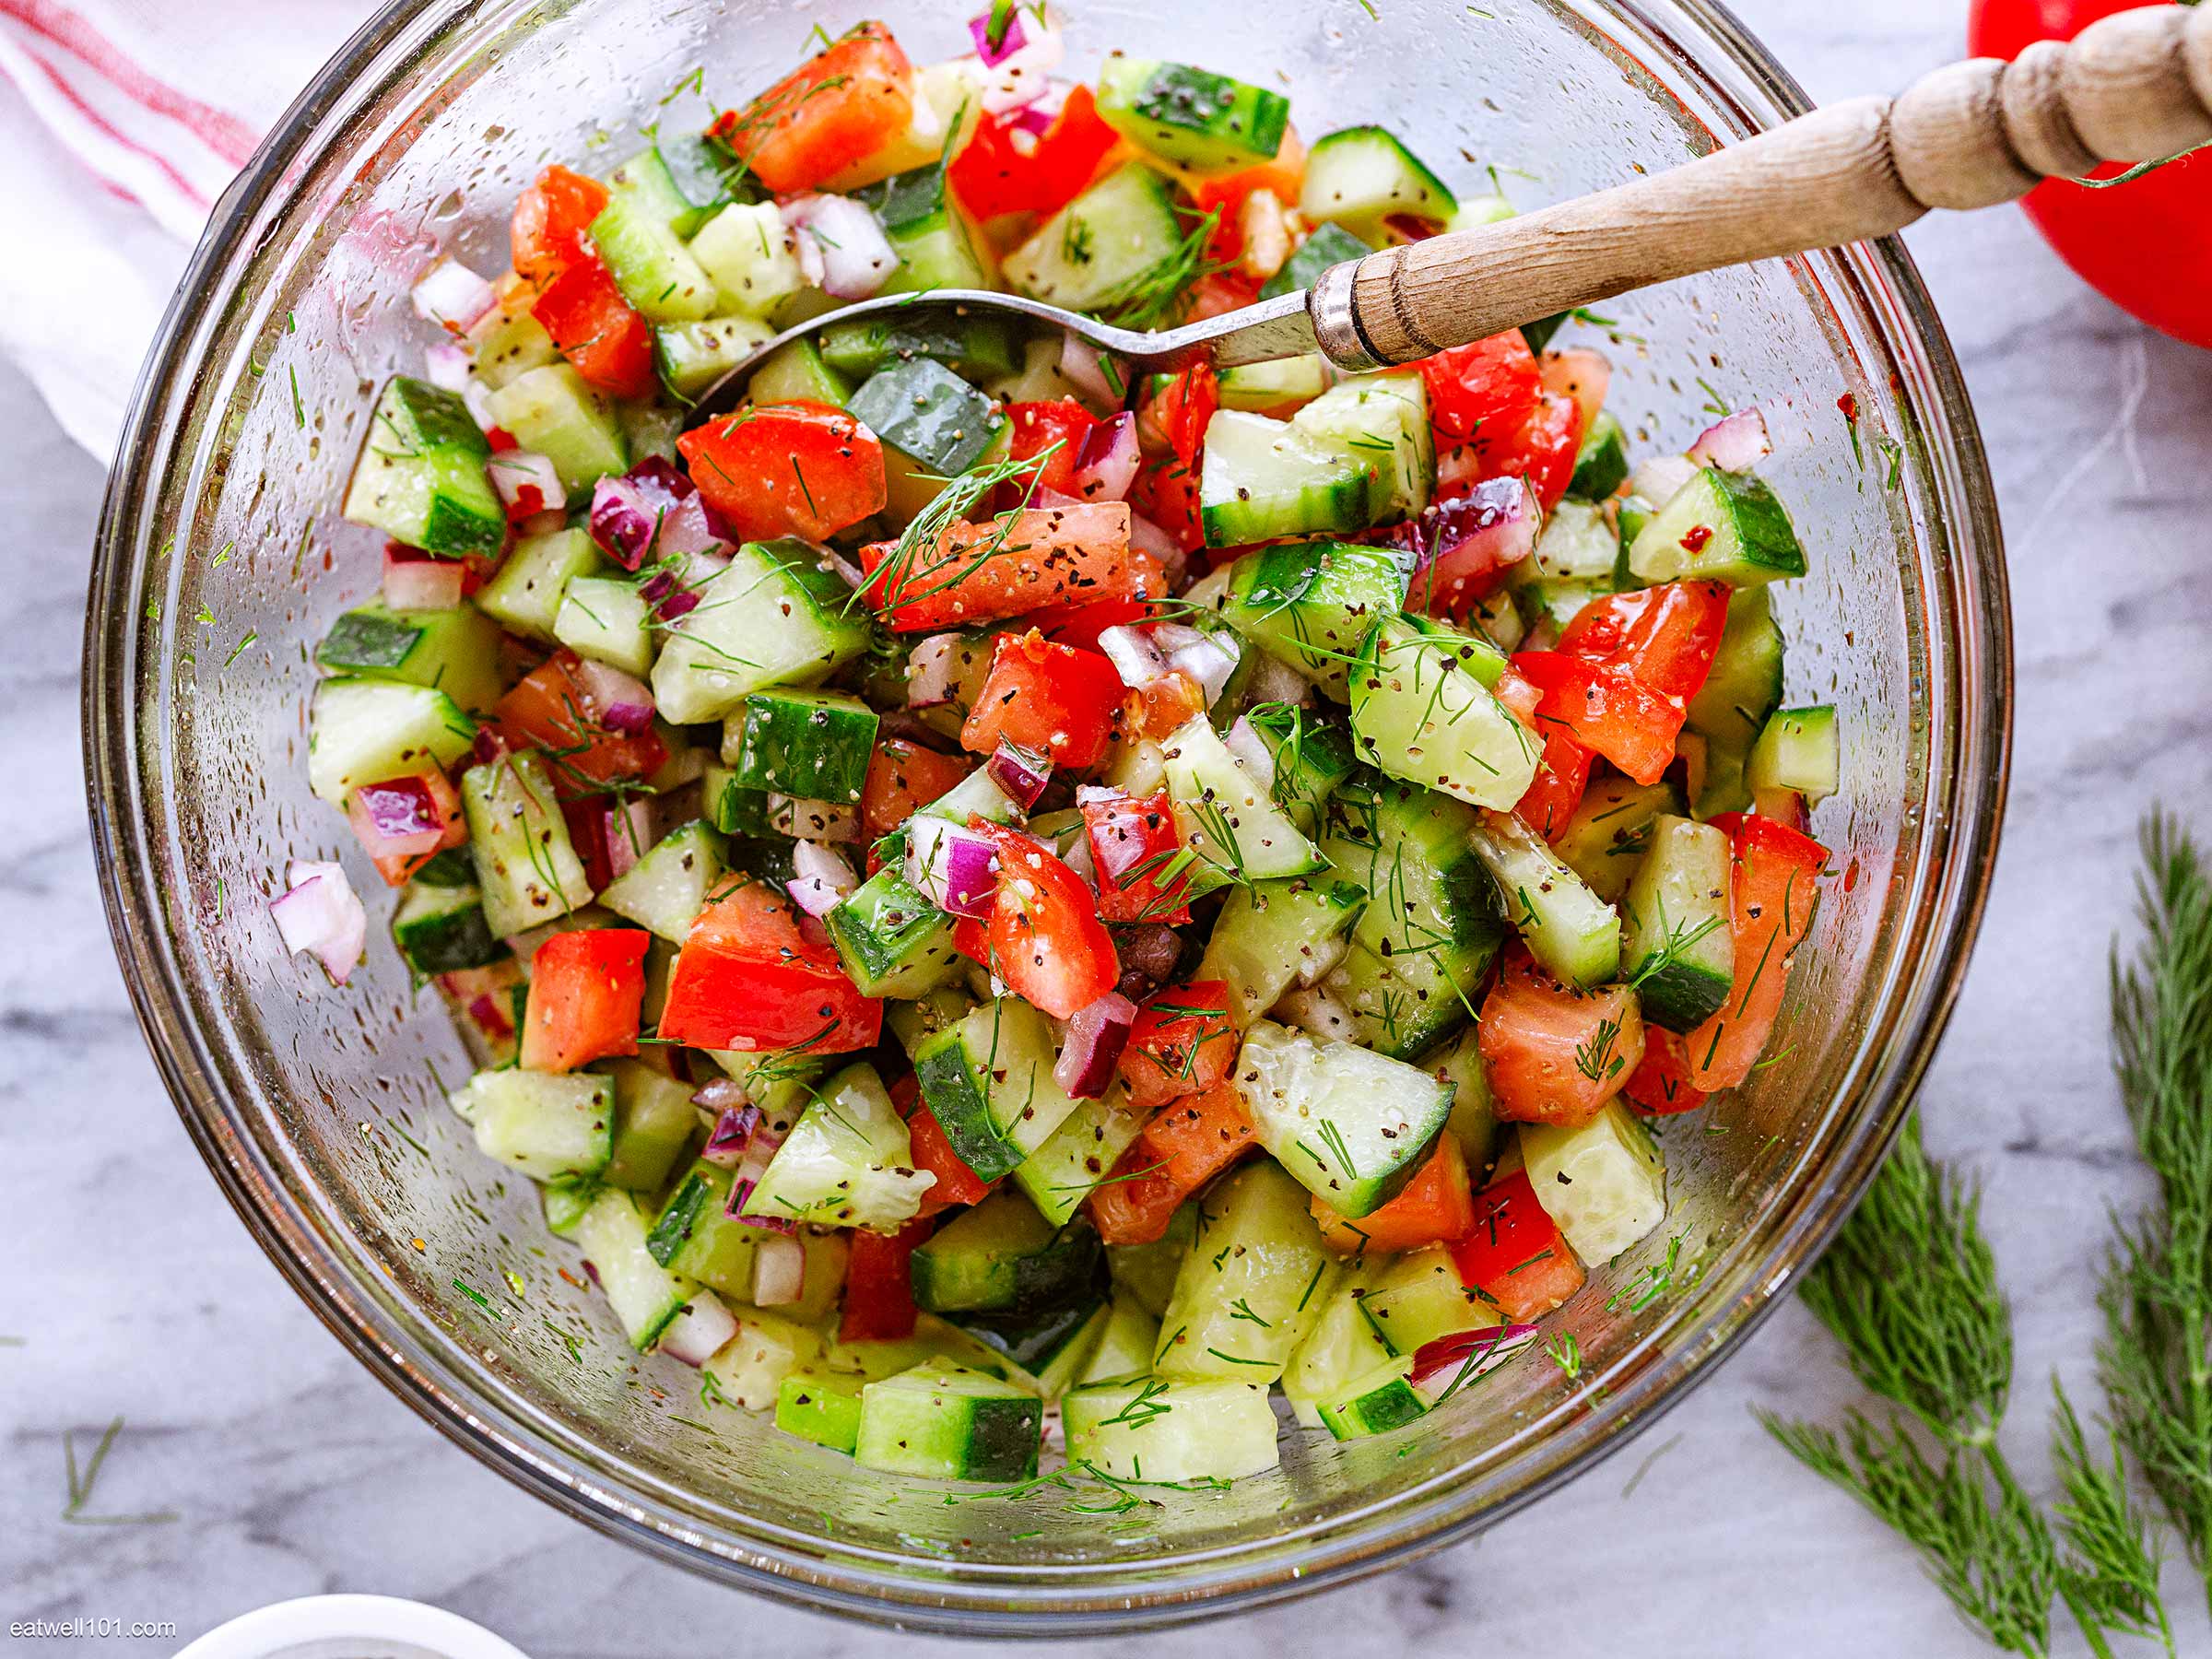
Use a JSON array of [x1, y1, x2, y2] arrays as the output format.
[[969, 5, 1029, 66], [271, 860, 367, 984], [655, 494, 724, 559], [1059, 332, 1119, 408], [489, 450, 563, 521], [1035, 485, 1087, 509], [1382, 477, 1541, 617], [1054, 991, 1136, 1099], [460, 379, 500, 436], [727, 1131, 796, 1234], [570, 656, 655, 735], [1125, 510, 1186, 581], [657, 1290, 737, 1366], [1629, 453, 1700, 509], [751, 1234, 806, 1304], [382, 546, 465, 611], [1687, 406, 1771, 473], [782, 195, 897, 300], [786, 840, 859, 917], [1071, 411, 1140, 503], [591, 478, 664, 571], [410, 256, 497, 334], [470, 727, 512, 769], [423, 338, 472, 393], [906, 633, 968, 709], [602, 797, 655, 879], [823, 550, 868, 591], [971, 14, 1064, 112], [1113, 924, 1182, 1000], [701, 1102, 764, 1167], [1167, 632, 1239, 706], [1407, 1323, 1541, 1397], [1221, 716, 1277, 792], [1098, 623, 1171, 688], [986, 741, 1053, 809], [908, 816, 1000, 920], [347, 774, 452, 862]]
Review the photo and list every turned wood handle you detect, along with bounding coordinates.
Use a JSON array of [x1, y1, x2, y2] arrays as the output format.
[[1312, 2, 2212, 368]]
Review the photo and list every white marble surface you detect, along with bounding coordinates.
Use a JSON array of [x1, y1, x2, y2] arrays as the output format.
[[6, 2, 2212, 1652]]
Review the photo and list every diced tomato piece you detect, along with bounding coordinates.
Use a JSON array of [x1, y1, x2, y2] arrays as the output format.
[[1433, 394, 1583, 512], [347, 770, 467, 886], [511, 164, 608, 285], [1558, 580, 1731, 700], [1493, 666, 1591, 841], [1479, 947, 1646, 1128], [1118, 980, 1237, 1110], [959, 629, 1127, 770], [1538, 347, 1611, 436], [1682, 814, 1829, 1091], [709, 22, 914, 195], [1418, 333, 1544, 448], [519, 927, 650, 1073], [1081, 786, 1193, 924], [840, 1216, 931, 1342], [658, 880, 882, 1053], [1184, 269, 1262, 321], [1314, 1134, 1477, 1254], [1088, 1077, 1256, 1245], [1510, 650, 1683, 786], [560, 796, 616, 893], [1127, 455, 1205, 554], [859, 738, 971, 841], [996, 398, 1100, 511], [892, 1073, 994, 1217], [1030, 595, 1160, 653], [529, 257, 655, 400], [1138, 365, 1218, 465], [1133, 670, 1207, 740], [1448, 1170, 1587, 1322], [679, 401, 887, 543], [947, 84, 1120, 222], [496, 650, 668, 799], [1624, 1029, 1710, 1116], [859, 502, 1135, 632], [950, 912, 990, 967], [973, 821, 1120, 1018]]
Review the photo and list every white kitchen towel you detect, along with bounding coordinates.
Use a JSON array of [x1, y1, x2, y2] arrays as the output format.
[[0, 0, 372, 460]]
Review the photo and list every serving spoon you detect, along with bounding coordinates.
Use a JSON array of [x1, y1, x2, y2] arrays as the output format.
[[689, 3, 2211, 423]]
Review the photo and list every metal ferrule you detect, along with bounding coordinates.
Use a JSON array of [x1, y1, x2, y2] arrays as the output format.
[[1308, 259, 1388, 373]]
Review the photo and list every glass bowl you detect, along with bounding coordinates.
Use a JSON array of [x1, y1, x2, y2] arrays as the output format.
[[85, 0, 2010, 1633]]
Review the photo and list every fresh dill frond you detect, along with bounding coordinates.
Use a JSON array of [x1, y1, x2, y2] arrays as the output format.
[[2049, 1379, 2173, 1656], [1094, 206, 1227, 333]]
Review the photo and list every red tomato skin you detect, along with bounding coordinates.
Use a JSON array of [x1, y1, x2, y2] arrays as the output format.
[[711, 23, 914, 194], [1510, 650, 1683, 786], [529, 258, 656, 400], [1967, 0, 2212, 351], [1624, 1029, 1711, 1116], [520, 928, 650, 1073], [679, 402, 887, 543], [496, 651, 668, 798], [1138, 366, 1218, 465], [512, 165, 608, 285], [975, 821, 1121, 1018], [1681, 813, 1829, 1091], [1448, 1171, 1588, 1322], [858, 501, 1135, 631], [997, 398, 1099, 510], [1497, 664, 1593, 841], [840, 1217, 932, 1342], [658, 883, 881, 1053], [899, 1088, 994, 1217], [948, 84, 1120, 222], [1082, 787, 1194, 924], [1030, 595, 1159, 653], [1314, 1134, 1476, 1254], [1118, 980, 1238, 1110], [959, 629, 1126, 770], [859, 739, 971, 841], [1558, 580, 1731, 700], [1088, 1077, 1256, 1245], [1128, 455, 1205, 554], [1418, 333, 1542, 445], [1479, 947, 1646, 1128]]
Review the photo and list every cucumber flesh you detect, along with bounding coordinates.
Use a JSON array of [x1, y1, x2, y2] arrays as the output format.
[[1348, 615, 1537, 810], [1232, 1020, 1453, 1217], [1290, 373, 1432, 524], [1300, 125, 1459, 241], [650, 538, 872, 724], [1003, 162, 1185, 316], [1159, 712, 1326, 886], [742, 1062, 935, 1229], [1618, 815, 1735, 1031], [1468, 809, 1621, 989], [1522, 1100, 1666, 1262], [1629, 465, 1808, 587], [572, 1189, 697, 1350], [854, 1362, 1043, 1483], [1152, 1160, 1333, 1383], [1198, 410, 1376, 547], [1064, 1375, 1282, 1479], [1219, 539, 1408, 702], [306, 677, 477, 808], [1747, 704, 1838, 802], [342, 376, 504, 559], [1095, 56, 1290, 175]]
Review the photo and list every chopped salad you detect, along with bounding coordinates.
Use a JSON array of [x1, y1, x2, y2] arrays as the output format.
[[282, 6, 1841, 1488]]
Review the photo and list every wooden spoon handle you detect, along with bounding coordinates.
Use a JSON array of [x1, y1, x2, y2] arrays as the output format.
[[1312, 2, 2212, 368]]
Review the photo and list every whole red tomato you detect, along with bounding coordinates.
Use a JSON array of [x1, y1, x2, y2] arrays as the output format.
[[1966, 0, 2211, 349]]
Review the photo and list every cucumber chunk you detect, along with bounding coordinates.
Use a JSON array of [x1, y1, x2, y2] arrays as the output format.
[[590, 193, 717, 323], [824, 858, 964, 999], [1348, 614, 1538, 810], [1300, 126, 1459, 241], [1003, 163, 1185, 315], [1250, 709, 1362, 838], [817, 313, 1020, 382], [958, 1295, 1110, 1400], [851, 158, 999, 294], [1552, 775, 1686, 905], [1012, 1088, 1148, 1227], [1233, 1020, 1453, 1217], [1747, 704, 1838, 802], [911, 1189, 1105, 1316], [650, 537, 872, 724], [1468, 809, 1621, 989], [1080, 1291, 1163, 1384], [305, 677, 477, 807], [1159, 712, 1326, 885], [723, 688, 879, 805], [600, 1058, 700, 1194], [1318, 1365, 1427, 1439], [746, 336, 853, 407], [1259, 221, 1372, 301], [1281, 1263, 1385, 1428], [912, 998, 1087, 1182], [552, 574, 655, 676], [1152, 1160, 1332, 1383], [1106, 1201, 1197, 1319], [392, 881, 503, 975], [687, 202, 807, 318], [473, 305, 559, 389], [1065, 1374, 1282, 1479], [1620, 815, 1735, 1030], [1523, 1101, 1666, 1262], [1628, 466, 1808, 587], [1197, 876, 1367, 1028], [1199, 410, 1377, 547], [461, 750, 595, 936], [572, 1189, 697, 1350], [1567, 409, 1630, 500], [645, 1160, 759, 1296], [1684, 587, 1784, 818], [705, 1308, 826, 1408], [1290, 372, 1432, 524], [854, 1362, 1043, 1483], [483, 365, 628, 495], [1095, 56, 1289, 174], [742, 1062, 935, 1230], [342, 376, 504, 559], [653, 315, 777, 401], [473, 526, 605, 645], [777, 1371, 864, 1453], [1359, 1244, 1502, 1356], [1217, 353, 1331, 415], [1220, 539, 1408, 702], [453, 1069, 614, 1181], [597, 820, 724, 942], [314, 601, 504, 714], [846, 357, 1005, 477]]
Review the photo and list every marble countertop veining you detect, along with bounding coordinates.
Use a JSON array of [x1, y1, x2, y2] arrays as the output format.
[[6, 2, 2212, 1652]]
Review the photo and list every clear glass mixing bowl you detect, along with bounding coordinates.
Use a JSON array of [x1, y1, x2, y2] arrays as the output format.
[[86, 0, 2010, 1631]]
